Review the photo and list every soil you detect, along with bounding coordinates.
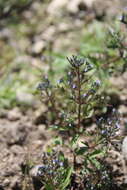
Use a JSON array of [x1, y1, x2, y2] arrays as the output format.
[[0, 0, 127, 190], [0, 108, 52, 190]]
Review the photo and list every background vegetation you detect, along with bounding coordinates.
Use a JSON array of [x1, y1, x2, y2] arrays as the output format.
[[0, 0, 127, 190]]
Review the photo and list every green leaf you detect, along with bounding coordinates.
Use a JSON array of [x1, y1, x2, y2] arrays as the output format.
[[45, 183, 55, 190], [70, 134, 79, 147], [60, 167, 73, 190], [75, 146, 88, 155], [58, 151, 65, 162], [89, 158, 101, 169], [51, 125, 67, 131], [89, 149, 105, 159], [53, 136, 63, 145]]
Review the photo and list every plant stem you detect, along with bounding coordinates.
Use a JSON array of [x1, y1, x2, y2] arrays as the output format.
[[46, 89, 58, 123], [77, 66, 81, 130], [73, 152, 77, 170]]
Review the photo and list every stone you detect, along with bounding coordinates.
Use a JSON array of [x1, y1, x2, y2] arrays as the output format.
[[30, 165, 43, 177], [122, 136, 127, 161], [7, 108, 21, 121], [67, 0, 95, 13], [47, 0, 68, 15], [31, 40, 46, 55], [16, 91, 35, 106], [3, 179, 10, 186], [47, 0, 95, 15]]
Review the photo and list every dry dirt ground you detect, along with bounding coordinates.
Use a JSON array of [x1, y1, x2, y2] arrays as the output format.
[[0, 0, 127, 190]]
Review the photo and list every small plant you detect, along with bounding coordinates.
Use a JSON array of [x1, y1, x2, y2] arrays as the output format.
[[36, 151, 72, 190], [105, 9, 127, 74], [38, 56, 103, 130], [37, 55, 120, 190], [80, 10, 127, 90]]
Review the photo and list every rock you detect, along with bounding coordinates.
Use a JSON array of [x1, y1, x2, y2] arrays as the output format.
[[31, 40, 46, 55], [0, 28, 12, 40], [42, 26, 56, 42], [3, 179, 10, 186], [47, 0, 68, 15], [67, 0, 95, 14], [67, 0, 81, 14], [10, 145, 24, 155], [30, 165, 43, 177], [122, 136, 127, 183], [13, 55, 31, 65], [58, 23, 70, 33], [47, 0, 95, 15], [16, 91, 35, 106], [7, 108, 21, 121], [119, 105, 127, 116], [123, 72, 127, 80], [122, 136, 127, 161]]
